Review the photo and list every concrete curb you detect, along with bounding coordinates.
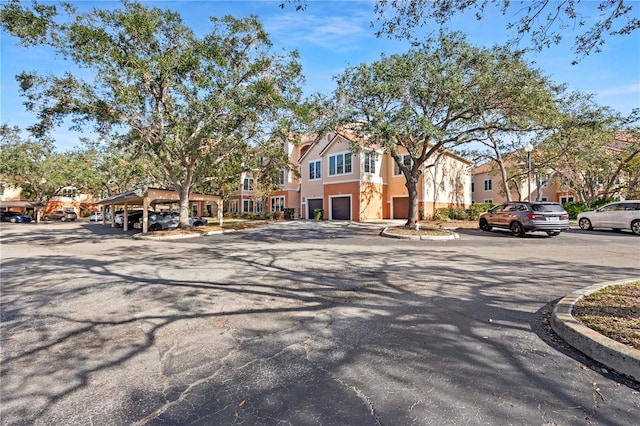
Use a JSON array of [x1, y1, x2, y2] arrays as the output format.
[[381, 226, 459, 240], [551, 278, 640, 382]]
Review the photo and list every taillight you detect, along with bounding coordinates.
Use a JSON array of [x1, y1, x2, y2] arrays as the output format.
[[561, 213, 569, 219], [527, 213, 545, 220]]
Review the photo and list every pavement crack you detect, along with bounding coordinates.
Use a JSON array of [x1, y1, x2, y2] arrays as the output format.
[[325, 371, 383, 426]]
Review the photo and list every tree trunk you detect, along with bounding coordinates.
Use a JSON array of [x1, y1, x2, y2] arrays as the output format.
[[178, 186, 192, 229], [217, 198, 224, 226], [405, 174, 420, 227]]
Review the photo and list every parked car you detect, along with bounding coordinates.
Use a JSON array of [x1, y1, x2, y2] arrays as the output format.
[[479, 201, 570, 237], [43, 210, 78, 221], [134, 212, 207, 231], [577, 200, 640, 235], [114, 210, 145, 228], [134, 212, 179, 231], [0, 211, 32, 223], [89, 212, 104, 222]]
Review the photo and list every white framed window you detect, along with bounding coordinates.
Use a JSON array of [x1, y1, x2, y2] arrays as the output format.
[[364, 152, 377, 174], [309, 160, 321, 180], [243, 178, 254, 191], [560, 196, 574, 204], [242, 199, 263, 213], [279, 169, 286, 186], [191, 203, 198, 217], [271, 196, 285, 212], [484, 179, 492, 191], [393, 154, 412, 175], [228, 200, 239, 213], [328, 152, 352, 176]]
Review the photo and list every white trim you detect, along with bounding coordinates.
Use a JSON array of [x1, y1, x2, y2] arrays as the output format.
[[322, 178, 360, 185]]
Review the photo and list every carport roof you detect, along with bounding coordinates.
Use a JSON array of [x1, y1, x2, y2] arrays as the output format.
[[96, 187, 219, 207]]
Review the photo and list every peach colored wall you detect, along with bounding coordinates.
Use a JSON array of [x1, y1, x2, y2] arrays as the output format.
[[359, 181, 384, 220]]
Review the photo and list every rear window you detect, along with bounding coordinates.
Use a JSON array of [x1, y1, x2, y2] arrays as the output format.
[[532, 204, 565, 213]]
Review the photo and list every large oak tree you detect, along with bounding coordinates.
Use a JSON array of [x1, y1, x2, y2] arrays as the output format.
[[1, 1, 305, 228], [330, 33, 559, 226]]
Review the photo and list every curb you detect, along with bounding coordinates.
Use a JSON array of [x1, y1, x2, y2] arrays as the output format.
[[381, 226, 459, 240], [551, 278, 640, 382]]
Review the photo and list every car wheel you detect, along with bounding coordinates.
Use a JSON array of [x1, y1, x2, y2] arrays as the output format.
[[546, 231, 560, 237], [61, 217, 66, 222], [479, 219, 492, 231], [578, 218, 592, 230], [632, 220, 640, 236], [510, 221, 525, 237], [150, 223, 162, 231]]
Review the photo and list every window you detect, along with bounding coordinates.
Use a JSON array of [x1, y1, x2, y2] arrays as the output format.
[[279, 169, 286, 186], [393, 155, 412, 176], [205, 204, 213, 217], [484, 179, 492, 191], [540, 196, 548, 202], [243, 199, 263, 213], [309, 160, 321, 180], [328, 153, 352, 176], [271, 196, 285, 212], [471, 182, 475, 193], [364, 152, 377, 174], [560, 196, 574, 204], [243, 178, 254, 191], [484, 199, 493, 204], [228, 200, 239, 213], [191, 204, 198, 217]]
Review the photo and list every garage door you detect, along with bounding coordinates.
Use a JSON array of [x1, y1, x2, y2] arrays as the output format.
[[307, 199, 323, 219], [393, 198, 409, 219], [331, 197, 351, 220]]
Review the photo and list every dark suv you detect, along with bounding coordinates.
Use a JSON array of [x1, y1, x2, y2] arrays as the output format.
[[43, 210, 78, 221], [479, 202, 570, 237]]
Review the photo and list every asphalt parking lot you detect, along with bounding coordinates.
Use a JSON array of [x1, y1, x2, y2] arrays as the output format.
[[1, 220, 639, 425]]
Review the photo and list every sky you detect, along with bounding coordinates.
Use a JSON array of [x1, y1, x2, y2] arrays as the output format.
[[1, 0, 639, 151]]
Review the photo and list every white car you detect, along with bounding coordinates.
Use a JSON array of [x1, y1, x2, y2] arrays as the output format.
[[89, 212, 104, 222], [577, 200, 640, 235]]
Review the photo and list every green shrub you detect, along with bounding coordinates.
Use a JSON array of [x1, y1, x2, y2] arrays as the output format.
[[468, 203, 492, 220], [562, 202, 589, 219], [313, 208, 324, 220], [434, 208, 450, 221]]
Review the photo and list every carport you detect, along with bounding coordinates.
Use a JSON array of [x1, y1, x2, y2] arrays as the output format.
[[96, 187, 220, 233]]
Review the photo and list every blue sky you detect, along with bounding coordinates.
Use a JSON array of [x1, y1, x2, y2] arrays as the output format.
[[1, 0, 639, 151]]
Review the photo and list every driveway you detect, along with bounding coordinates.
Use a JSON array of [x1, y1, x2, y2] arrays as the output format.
[[1, 221, 639, 425]]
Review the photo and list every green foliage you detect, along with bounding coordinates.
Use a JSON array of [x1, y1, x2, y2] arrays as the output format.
[[0, 124, 92, 204], [562, 199, 612, 219], [1, 2, 305, 228], [330, 32, 548, 225], [370, 0, 639, 62], [468, 203, 493, 220], [313, 208, 323, 220]]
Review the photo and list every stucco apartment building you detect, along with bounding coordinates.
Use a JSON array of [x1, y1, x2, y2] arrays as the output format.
[[228, 130, 472, 221], [471, 161, 574, 205]]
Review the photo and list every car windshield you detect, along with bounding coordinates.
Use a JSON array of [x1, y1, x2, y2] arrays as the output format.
[[532, 204, 565, 213]]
